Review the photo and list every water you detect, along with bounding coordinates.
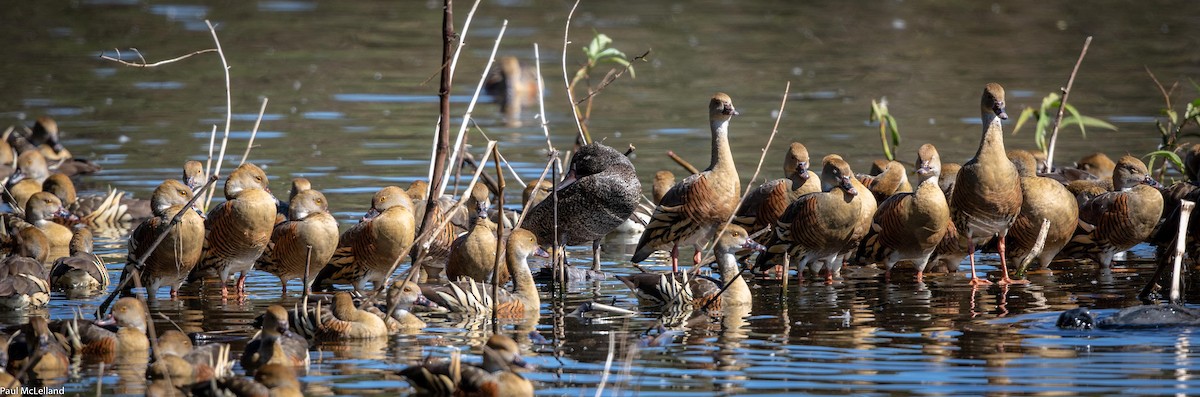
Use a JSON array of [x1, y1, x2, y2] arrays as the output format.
[[3, 0, 1200, 395]]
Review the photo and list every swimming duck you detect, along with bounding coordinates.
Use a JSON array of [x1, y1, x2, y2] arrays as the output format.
[[618, 224, 762, 309], [399, 334, 533, 397], [49, 226, 108, 295], [6, 151, 51, 212], [0, 228, 51, 310], [241, 305, 310, 373], [633, 93, 741, 273], [67, 297, 150, 362], [425, 228, 546, 318], [313, 292, 388, 339], [20, 191, 73, 263]]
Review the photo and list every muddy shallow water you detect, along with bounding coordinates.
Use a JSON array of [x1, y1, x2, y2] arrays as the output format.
[[4, 0, 1200, 395]]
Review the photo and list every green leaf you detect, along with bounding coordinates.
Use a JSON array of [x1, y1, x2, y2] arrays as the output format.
[[1062, 115, 1117, 131], [886, 114, 901, 146], [1145, 150, 1186, 173], [1012, 107, 1035, 135], [1063, 103, 1086, 137]]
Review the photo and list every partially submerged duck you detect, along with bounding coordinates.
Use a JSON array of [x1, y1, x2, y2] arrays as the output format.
[[1057, 305, 1200, 330]]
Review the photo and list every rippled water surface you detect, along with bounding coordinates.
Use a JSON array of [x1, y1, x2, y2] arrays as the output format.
[[4, 0, 1200, 395]]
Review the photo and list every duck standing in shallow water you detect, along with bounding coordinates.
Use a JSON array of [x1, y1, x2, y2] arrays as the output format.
[[633, 93, 741, 273], [257, 189, 339, 295], [313, 186, 416, 292], [1059, 155, 1163, 267], [190, 163, 278, 297], [939, 83, 1024, 285], [522, 142, 642, 270], [123, 179, 205, 300]]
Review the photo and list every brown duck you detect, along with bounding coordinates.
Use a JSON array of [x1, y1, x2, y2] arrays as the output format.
[[49, 226, 108, 295], [399, 334, 533, 397], [734, 142, 820, 236], [995, 150, 1079, 270], [1059, 155, 1164, 267], [122, 179, 205, 300], [257, 189, 339, 295], [241, 305, 310, 373], [856, 169, 951, 282], [191, 163, 277, 297], [943, 83, 1024, 285], [314, 186, 416, 292], [426, 228, 546, 318], [755, 156, 862, 283], [619, 224, 762, 308], [633, 93, 741, 273]]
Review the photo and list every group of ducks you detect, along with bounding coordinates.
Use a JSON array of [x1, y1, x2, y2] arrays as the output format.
[[0, 81, 1192, 395]]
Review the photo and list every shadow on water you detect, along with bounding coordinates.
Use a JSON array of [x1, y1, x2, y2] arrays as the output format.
[[3, 0, 1200, 395]]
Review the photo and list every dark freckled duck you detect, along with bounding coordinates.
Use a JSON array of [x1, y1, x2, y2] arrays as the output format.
[[1059, 155, 1163, 267], [522, 142, 642, 270], [313, 186, 416, 292], [399, 334, 533, 397], [190, 163, 277, 297], [755, 156, 862, 283], [426, 228, 546, 317], [242, 305, 310, 373], [619, 224, 762, 309], [940, 83, 1024, 285], [855, 166, 950, 283], [122, 179, 205, 300], [733, 142, 820, 236], [257, 189, 339, 295], [633, 93, 741, 273]]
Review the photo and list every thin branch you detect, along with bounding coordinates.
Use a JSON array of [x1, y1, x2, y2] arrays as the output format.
[[534, 44, 554, 154], [666, 151, 700, 174], [204, 20, 233, 211], [561, 0, 587, 145], [98, 48, 218, 68], [1044, 36, 1093, 171], [436, 20, 509, 199], [239, 97, 269, 166]]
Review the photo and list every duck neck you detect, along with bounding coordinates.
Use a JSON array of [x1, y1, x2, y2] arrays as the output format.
[[716, 251, 750, 305], [507, 250, 539, 310], [975, 115, 1006, 160], [709, 118, 735, 173]]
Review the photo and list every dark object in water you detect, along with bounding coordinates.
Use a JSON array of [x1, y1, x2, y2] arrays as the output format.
[[1056, 305, 1200, 330]]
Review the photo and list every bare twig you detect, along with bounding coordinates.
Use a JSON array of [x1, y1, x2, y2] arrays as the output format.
[[1170, 200, 1195, 304], [239, 97, 269, 166], [595, 332, 617, 397], [99, 48, 218, 68], [534, 44, 554, 154], [561, 0, 587, 145], [204, 20, 233, 211], [1014, 218, 1051, 279], [490, 145, 505, 331], [666, 151, 700, 174], [436, 20, 509, 199], [1044, 36, 1093, 171]]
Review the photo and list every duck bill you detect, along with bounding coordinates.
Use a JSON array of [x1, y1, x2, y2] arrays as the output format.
[[1144, 176, 1160, 187], [95, 314, 116, 327], [55, 207, 77, 222], [533, 246, 551, 259], [916, 162, 933, 176], [361, 207, 381, 222], [741, 239, 766, 253], [839, 176, 858, 196], [9, 169, 25, 183], [555, 169, 579, 193]]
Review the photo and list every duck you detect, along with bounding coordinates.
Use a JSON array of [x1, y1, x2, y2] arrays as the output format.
[[190, 163, 278, 297], [399, 334, 533, 397], [633, 93, 741, 273], [183, 160, 207, 191], [411, 195, 457, 282], [521, 179, 553, 209], [836, 154, 879, 271], [0, 228, 51, 310], [257, 189, 339, 295], [485, 56, 539, 127], [6, 150, 50, 211], [855, 169, 951, 282], [7, 317, 69, 381], [313, 186, 416, 292], [1074, 152, 1116, 180], [755, 156, 862, 283], [1058, 155, 1163, 267], [66, 297, 150, 362], [42, 173, 147, 225], [522, 142, 642, 270], [185, 362, 302, 397], [939, 162, 961, 198], [23, 117, 101, 177], [407, 179, 430, 229], [618, 224, 762, 309], [858, 160, 913, 203], [378, 280, 430, 332], [312, 291, 388, 339], [990, 150, 1078, 270], [147, 330, 202, 386], [49, 226, 108, 295], [733, 142, 820, 236], [241, 305, 310, 373], [652, 170, 676, 205], [914, 144, 947, 195], [425, 228, 546, 317], [941, 83, 1025, 285], [20, 191, 73, 263], [122, 179, 205, 300], [274, 177, 312, 225], [446, 211, 506, 284]]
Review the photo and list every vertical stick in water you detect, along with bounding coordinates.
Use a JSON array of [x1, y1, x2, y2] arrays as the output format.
[[1171, 200, 1194, 304]]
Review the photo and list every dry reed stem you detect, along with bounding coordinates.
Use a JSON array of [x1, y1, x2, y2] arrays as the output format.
[[595, 332, 617, 397], [1170, 200, 1194, 303], [99, 48, 217, 67], [666, 150, 700, 174], [1015, 218, 1051, 279], [515, 156, 557, 229], [204, 20, 233, 211], [1044, 36, 1093, 171], [534, 44, 554, 154], [239, 97, 269, 166], [490, 144, 505, 330], [436, 20, 509, 199], [561, 0, 587, 145]]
